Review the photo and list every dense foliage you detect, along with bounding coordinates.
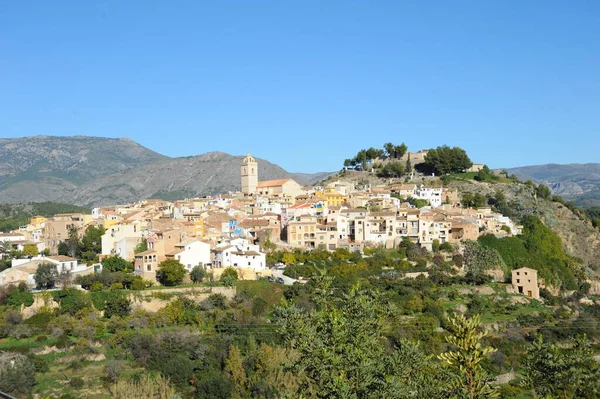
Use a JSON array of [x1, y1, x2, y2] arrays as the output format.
[[424, 145, 473, 175]]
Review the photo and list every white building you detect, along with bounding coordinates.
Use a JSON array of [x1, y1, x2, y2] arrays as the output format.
[[211, 239, 266, 271], [414, 185, 443, 208], [166, 240, 211, 271]]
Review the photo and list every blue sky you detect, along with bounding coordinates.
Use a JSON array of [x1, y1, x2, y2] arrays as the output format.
[[1, 1, 599, 173]]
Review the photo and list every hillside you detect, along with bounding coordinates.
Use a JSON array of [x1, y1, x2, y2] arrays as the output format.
[[63, 152, 328, 207], [0, 136, 167, 203], [0, 136, 330, 206], [507, 163, 600, 208]]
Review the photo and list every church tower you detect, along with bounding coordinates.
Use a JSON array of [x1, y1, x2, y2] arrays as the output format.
[[241, 153, 258, 195]]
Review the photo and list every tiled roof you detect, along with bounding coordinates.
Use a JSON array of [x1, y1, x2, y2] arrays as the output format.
[[257, 179, 292, 188]]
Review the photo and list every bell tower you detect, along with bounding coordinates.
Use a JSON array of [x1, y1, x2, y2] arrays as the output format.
[[241, 153, 258, 195]]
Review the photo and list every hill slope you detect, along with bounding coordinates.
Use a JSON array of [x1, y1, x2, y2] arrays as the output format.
[[0, 136, 168, 203], [0, 136, 330, 206], [507, 163, 600, 207], [63, 152, 327, 207]]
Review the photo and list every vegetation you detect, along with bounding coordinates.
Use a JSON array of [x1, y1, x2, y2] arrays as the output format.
[[34, 263, 59, 289], [344, 142, 408, 170], [424, 145, 473, 175], [156, 259, 186, 286]]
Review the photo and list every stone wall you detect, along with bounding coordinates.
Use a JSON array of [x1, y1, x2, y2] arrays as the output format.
[[129, 286, 237, 312]]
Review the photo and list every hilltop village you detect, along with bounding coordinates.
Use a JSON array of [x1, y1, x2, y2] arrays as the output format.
[[0, 153, 523, 288]]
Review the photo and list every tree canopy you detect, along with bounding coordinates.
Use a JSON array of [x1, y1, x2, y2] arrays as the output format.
[[156, 259, 186, 286], [424, 146, 473, 175]]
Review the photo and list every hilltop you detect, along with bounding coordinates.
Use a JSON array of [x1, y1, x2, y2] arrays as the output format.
[[0, 136, 329, 206]]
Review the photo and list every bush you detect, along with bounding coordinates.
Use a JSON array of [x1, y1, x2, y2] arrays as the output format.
[[104, 360, 124, 383], [104, 295, 132, 319], [220, 267, 238, 287], [52, 289, 93, 316], [56, 333, 72, 349], [35, 335, 48, 342], [90, 281, 104, 292], [32, 356, 50, 373], [156, 259, 186, 286], [70, 376, 85, 389], [190, 265, 207, 283], [34, 262, 59, 289], [0, 352, 36, 395], [7, 289, 34, 307], [101, 255, 131, 272]]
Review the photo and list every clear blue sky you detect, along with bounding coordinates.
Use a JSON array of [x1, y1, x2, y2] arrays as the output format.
[[1, 1, 599, 173]]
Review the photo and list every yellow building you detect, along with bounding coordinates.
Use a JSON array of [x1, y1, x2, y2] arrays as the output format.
[[30, 216, 47, 225], [315, 187, 348, 207]]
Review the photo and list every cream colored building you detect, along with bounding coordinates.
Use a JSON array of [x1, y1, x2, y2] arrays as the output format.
[[512, 267, 539, 299], [241, 153, 258, 195]]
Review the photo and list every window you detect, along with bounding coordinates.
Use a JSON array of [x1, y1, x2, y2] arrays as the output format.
[[517, 279, 520, 283], [147, 264, 151, 271], [248, 262, 251, 266]]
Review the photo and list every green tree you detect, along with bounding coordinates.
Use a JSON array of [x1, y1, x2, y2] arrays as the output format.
[[104, 295, 132, 318], [156, 259, 186, 286], [522, 335, 600, 398], [34, 262, 59, 289], [463, 241, 505, 283], [66, 226, 82, 259], [424, 145, 473, 175], [23, 244, 39, 257], [274, 276, 442, 397], [282, 252, 296, 265], [405, 156, 412, 174], [134, 239, 148, 254], [225, 345, 247, 399], [81, 225, 106, 254], [220, 267, 238, 287], [0, 352, 36, 396], [190, 265, 207, 283], [535, 183, 552, 199], [101, 255, 131, 272], [438, 314, 498, 399]]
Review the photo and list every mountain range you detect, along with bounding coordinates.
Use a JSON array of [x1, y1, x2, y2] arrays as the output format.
[[507, 163, 600, 208], [0, 136, 329, 207]]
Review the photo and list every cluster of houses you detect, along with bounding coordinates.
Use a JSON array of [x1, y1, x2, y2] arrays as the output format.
[[1, 153, 531, 292]]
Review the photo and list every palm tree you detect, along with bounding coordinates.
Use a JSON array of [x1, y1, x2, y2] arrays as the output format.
[[0, 240, 14, 258]]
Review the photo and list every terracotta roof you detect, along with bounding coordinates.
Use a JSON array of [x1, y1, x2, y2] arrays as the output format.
[[165, 249, 184, 256], [257, 179, 292, 188]]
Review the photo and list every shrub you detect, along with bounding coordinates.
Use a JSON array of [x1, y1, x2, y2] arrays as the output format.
[[90, 281, 104, 292], [7, 290, 34, 307], [220, 267, 238, 287], [104, 295, 132, 319], [34, 262, 59, 289], [32, 356, 50, 373], [156, 259, 186, 286], [70, 376, 85, 389], [104, 360, 124, 383], [0, 353, 36, 395], [190, 265, 207, 283]]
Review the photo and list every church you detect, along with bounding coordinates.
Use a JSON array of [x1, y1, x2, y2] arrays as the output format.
[[241, 154, 304, 198]]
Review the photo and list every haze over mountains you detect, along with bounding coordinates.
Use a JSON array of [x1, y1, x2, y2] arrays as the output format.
[[507, 163, 600, 208], [0, 136, 328, 207]]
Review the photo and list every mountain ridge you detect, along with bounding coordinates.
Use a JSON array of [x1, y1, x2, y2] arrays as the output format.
[[0, 136, 330, 206], [506, 163, 600, 208]]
